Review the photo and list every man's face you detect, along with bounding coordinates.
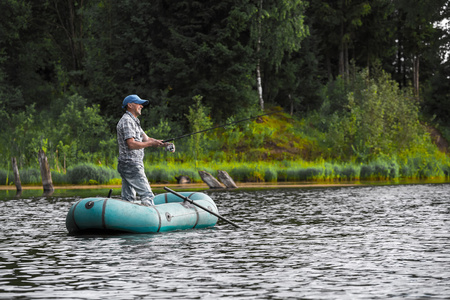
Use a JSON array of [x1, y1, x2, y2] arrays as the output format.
[[128, 102, 143, 117]]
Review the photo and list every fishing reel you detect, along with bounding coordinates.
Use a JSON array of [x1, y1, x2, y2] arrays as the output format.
[[164, 143, 175, 153]]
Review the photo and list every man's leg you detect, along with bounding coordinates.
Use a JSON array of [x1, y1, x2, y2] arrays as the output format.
[[118, 162, 154, 205], [118, 161, 136, 202]]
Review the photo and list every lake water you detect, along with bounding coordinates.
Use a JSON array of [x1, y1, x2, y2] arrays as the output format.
[[0, 184, 449, 299]]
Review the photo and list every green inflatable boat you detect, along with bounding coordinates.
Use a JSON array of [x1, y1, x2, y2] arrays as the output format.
[[66, 191, 219, 234]]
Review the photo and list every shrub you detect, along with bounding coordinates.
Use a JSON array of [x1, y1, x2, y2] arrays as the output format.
[[20, 168, 41, 185], [277, 169, 288, 181], [229, 165, 254, 182], [360, 160, 399, 180], [66, 163, 119, 184], [286, 167, 322, 181], [398, 153, 446, 179], [51, 171, 68, 184], [264, 167, 277, 182], [0, 169, 8, 185], [338, 164, 360, 181], [146, 166, 174, 183]]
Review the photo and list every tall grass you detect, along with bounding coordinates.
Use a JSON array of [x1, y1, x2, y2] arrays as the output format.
[[65, 163, 119, 184], [0, 169, 8, 185], [20, 169, 42, 185], [360, 160, 399, 180], [1, 153, 449, 186]]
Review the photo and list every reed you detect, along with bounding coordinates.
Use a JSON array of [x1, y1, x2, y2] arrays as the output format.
[[0, 169, 8, 185], [51, 171, 69, 185], [398, 150, 450, 179], [20, 168, 42, 185], [66, 163, 119, 184], [3, 152, 450, 186], [360, 160, 399, 180]]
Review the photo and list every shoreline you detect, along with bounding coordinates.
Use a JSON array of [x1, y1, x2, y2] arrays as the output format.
[[0, 182, 361, 191], [1, 178, 448, 191]]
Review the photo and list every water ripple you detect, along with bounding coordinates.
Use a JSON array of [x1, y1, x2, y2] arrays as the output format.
[[0, 184, 449, 299]]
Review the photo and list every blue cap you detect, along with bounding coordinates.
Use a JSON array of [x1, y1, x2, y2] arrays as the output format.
[[122, 94, 149, 109]]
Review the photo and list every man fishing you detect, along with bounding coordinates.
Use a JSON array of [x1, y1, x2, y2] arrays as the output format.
[[117, 94, 174, 206]]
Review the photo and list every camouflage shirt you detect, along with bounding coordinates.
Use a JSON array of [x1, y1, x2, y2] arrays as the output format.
[[117, 111, 145, 164]]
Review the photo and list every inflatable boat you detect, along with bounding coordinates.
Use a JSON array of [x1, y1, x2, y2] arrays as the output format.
[[66, 191, 219, 234]]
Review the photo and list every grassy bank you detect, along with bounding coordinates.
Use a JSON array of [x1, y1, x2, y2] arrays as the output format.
[[1, 154, 449, 187]]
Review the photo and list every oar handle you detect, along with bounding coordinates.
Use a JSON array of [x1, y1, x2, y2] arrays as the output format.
[[164, 187, 241, 228]]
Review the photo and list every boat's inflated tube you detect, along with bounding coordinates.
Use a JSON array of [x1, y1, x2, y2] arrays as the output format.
[[66, 192, 218, 234]]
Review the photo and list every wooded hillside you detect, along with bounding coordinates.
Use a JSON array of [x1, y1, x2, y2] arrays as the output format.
[[1, 0, 449, 171]]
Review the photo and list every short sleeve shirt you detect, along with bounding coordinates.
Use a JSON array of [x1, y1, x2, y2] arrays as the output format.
[[117, 111, 145, 164]]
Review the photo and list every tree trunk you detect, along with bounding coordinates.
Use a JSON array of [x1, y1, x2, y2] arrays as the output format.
[[38, 149, 54, 195], [326, 52, 332, 80], [256, 0, 264, 111], [198, 171, 223, 189], [11, 157, 22, 192], [289, 94, 294, 116], [217, 170, 238, 189], [53, 0, 85, 73], [257, 61, 264, 110], [344, 42, 349, 78], [339, 21, 345, 77], [413, 55, 420, 98]]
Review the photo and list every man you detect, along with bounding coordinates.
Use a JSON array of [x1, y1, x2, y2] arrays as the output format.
[[116, 94, 173, 206]]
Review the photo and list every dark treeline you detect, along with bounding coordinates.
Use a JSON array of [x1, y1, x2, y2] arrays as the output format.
[[1, 0, 449, 170]]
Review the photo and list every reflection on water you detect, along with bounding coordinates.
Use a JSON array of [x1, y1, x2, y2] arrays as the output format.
[[0, 184, 449, 299]]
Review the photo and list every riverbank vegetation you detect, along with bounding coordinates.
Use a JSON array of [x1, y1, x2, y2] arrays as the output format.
[[1, 1, 449, 186]]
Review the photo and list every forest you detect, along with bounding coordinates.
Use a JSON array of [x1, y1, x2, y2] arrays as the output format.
[[1, 0, 450, 185]]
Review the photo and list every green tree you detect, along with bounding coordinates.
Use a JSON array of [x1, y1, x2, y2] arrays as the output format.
[[392, 0, 448, 97], [251, 0, 309, 110], [319, 68, 422, 161], [83, 0, 258, 126], [52, 93, 115, 166], [0, 0, 32, 111], [185, 95, 213, 161]]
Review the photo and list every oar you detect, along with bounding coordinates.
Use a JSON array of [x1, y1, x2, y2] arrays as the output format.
[[164, 187, 241, 228]]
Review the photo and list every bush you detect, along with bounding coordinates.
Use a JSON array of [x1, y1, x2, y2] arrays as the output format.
[[229, 165, 254, 182], [286, 167, 322, 181], [146, 166, 174, 183], [277, 169, 288, 182], [360, 160, 399, 180], [0, 169, 8, 185], [66, 163, 119, 184], [51, 171, 68, 185], [264, 167, 277, 182], [338, 165, 360, 181], [398, 153, 447, 179], [20, 168, 41, 185]]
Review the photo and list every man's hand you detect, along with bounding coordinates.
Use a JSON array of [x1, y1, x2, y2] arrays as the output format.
[[164, 143, 176, 153]]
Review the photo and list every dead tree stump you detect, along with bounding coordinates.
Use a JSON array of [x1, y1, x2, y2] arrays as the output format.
[[217, 170, 238, 188], [198, 171, 223, 189], [38, 149, 54, 195], [11, 157, 22, 192]]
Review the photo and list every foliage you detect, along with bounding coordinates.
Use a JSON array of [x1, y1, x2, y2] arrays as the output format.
[[0, 0, 449, 185], [185, 95, 213, 161], [66, 163, 119, 185], [19, 168, 42, 185], [315, 68, 423, 162], [0, 169, 8, 185]]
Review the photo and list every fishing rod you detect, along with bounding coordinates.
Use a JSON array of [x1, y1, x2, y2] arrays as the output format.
[[163, 109, 282, 143]]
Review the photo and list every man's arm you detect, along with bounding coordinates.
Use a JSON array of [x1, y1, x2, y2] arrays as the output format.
[[126, 133, 165, 150]]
